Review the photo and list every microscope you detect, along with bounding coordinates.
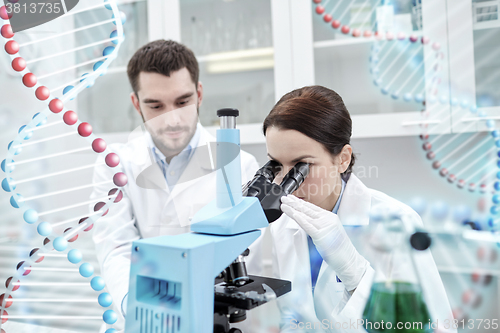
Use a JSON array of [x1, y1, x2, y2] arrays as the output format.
[[124, 109, 309, 333]]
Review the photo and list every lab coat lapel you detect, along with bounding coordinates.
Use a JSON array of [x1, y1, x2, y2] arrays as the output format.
[[337, 174, 371, 226], [126, 125, 168, 191], [275, 216, 309, 279], [168, 126, 217, 198], [284, 174, 371, 229], [273, 216, 317, 319], [313, 175, 371, 321], [282, 174, 371, 322], [160, 126, 218, 226]]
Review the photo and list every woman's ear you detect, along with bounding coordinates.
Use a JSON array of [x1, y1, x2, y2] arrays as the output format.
[[339, 144, 352, 173]]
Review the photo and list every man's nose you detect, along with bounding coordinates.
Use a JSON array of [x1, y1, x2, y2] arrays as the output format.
[[164, 107, 182, 125]]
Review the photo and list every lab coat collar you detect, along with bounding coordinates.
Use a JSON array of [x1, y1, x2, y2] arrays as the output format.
[[285, 174, 371, 229], [126, 122, 215, 190], [148, 122, 202, 167], [170, 125, 218, 188], [192, 124, 218, 172]]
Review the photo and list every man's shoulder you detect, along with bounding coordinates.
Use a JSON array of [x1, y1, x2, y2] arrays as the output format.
[[107, 142, 135, 161]]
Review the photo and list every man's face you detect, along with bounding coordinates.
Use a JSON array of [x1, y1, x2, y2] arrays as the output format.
[[131, 68, 203, 159]]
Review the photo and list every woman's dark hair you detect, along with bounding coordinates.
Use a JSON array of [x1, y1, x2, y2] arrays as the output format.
[[127, 39, 199, 94], [263, 85, 355, 177]]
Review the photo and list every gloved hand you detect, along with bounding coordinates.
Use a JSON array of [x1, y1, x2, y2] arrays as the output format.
[[280, 195, 369, 292]]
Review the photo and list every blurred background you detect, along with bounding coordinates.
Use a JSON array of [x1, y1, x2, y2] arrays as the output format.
[[0, 0, 499, 332]]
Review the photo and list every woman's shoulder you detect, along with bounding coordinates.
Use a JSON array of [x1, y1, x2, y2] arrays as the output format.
[[365, 185, 421, 222], [346, 174, 414, 214]]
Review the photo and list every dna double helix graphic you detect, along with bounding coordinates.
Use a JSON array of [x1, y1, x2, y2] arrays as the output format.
[[370, 34, 499, 198], [312, 0, 500, 324], [311, 0, 500, 226], [312, 0, 443, 103], [0, 1, 128, 332], [369, 37, 442, 104]]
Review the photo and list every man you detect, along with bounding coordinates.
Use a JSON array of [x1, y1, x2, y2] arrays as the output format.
[[90, 40, 260, 330]]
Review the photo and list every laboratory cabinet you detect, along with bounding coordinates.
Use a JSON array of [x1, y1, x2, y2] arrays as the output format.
[[73, 0, 499, 142], [1, 1, 498, 332]]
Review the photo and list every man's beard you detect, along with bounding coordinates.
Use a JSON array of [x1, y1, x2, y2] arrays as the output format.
[[149, 119, 197, 158], [141, 106, 199, 160]]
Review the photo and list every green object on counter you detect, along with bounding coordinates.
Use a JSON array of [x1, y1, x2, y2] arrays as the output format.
[[362, 281, 433, 333]]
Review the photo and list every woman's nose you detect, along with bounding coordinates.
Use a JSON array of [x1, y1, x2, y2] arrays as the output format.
[[273, 165, 293, 184]]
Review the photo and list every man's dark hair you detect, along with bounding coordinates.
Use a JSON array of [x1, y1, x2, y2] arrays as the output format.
[[127, 40, 199, 94]]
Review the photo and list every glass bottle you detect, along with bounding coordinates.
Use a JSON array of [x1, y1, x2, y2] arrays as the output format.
[[362, 215, 433, 333]]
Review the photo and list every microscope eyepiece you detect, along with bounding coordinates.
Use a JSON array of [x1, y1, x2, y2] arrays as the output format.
[[242, 160, 280, 198], [244, 161, 310, 223], [256, 160, 281, 182], [279, 162, 310, 195]]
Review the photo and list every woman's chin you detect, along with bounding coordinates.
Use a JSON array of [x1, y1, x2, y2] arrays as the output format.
[[291, 194, 313, 204], [298, 197, 312, 204]]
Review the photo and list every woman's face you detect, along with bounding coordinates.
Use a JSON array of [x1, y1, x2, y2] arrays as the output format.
[[265, 127, 351, 211]]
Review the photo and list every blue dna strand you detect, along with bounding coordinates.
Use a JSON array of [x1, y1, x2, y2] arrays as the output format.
[[0, 1, 128, 332], [368, 37, 499, 199], [312, 0, 445, 104], [312, 1, 500, 328], [312, 0, 500, 282], [363, 10, 500, 233], [370, 35, 442, 103]]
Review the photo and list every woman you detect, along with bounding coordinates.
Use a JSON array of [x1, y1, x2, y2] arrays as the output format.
[[264, 86, 455, 332]]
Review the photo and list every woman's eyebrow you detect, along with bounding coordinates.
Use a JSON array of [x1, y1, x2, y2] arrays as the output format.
[[267, 153, 314, 163], [291, 155, 314, 163]]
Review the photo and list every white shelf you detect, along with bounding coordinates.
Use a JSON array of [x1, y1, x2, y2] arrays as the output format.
[[313, 37, 374, 49], [474, 20, 500, 30], [472, 0, 500, 30], [196, 47, 274, 63], [205, 123, 265, 145], [437, 265, 500, 276], [313, 30, 424, 49], [205, 110, 452, 145]]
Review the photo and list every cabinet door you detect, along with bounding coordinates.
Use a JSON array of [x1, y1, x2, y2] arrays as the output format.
[[180, 0, 276, 127], [312, 0, 452, 138], [448, 0, 500, 133], [76, 0, 149, 134]]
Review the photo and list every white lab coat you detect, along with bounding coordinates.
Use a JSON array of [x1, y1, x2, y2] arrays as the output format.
[[90, 123, 260, 330], [270, 174, 456, 333]]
